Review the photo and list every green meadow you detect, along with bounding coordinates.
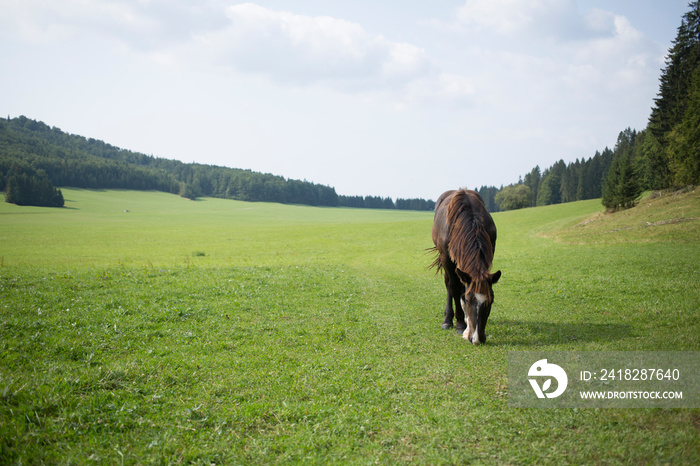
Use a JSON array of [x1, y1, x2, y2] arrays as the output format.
[[1, 188, 699, 464]]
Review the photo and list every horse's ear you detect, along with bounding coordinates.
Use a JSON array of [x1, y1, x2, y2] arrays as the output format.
[[491, 270, 501, 285], [456, 269, 471, 284]]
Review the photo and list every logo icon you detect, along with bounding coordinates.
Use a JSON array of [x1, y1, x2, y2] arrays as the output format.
[[528, 359, 568, 398]]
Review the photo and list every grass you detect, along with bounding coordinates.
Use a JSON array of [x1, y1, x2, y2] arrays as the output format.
[[544, 187, 700, 245], [1, 188, 699, 464]]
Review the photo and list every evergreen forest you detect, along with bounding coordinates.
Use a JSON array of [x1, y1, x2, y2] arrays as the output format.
[[485, 2, 699, 212], [0, 116, 434, 211]]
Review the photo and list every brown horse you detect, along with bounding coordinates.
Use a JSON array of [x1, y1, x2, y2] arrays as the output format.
[[431, 189, 501, 345]]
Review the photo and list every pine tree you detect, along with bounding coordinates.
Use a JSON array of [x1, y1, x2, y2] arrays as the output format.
[[602, 132, 642, 211], [649, 2, 700, 141], [646, 1, 700, 186], [536, 171, 559, 206], [601, 160, 621, 211], [576, 161, 586, 200], [666, 68, 700, 185], [523, 166, 541, 207], [636, 130, 671, 190]]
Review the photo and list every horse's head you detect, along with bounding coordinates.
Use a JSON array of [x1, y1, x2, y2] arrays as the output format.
[[458, 270, 501, 345]]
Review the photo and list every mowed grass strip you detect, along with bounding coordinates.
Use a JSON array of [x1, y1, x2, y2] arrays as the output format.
[[1, 188, 698, 464]]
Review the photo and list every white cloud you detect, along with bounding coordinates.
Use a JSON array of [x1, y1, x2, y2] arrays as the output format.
[[450, 0, 662, 107], [2, 0, 437, 93], [457, 0, 587, 38], [1, 0, 227, 49], [565, 14, 658, 99], [400, 73, 477, 109], [193, 3, 431, 90]]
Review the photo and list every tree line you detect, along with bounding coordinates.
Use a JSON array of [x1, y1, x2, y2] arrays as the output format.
[[488, 2, 699, 212], [337, 195, 435, 211], [490, 141, 616, 211], [0, 116, 434, 210]]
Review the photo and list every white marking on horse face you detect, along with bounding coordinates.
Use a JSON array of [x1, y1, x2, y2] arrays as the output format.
[[464, 323, 481, 345], [475, 293, 487, 305], [463, 325, 480, 345]]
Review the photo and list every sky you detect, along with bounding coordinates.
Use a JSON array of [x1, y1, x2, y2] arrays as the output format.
[[0, 0, 691, 200]]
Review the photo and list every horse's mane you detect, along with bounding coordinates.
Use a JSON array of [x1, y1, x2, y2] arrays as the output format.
[[447, 190, 494, 286]]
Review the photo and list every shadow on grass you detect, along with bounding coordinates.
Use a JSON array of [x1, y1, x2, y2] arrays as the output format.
[[489, 319, 633, 347]]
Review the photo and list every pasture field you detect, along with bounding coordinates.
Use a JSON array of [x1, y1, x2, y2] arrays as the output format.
[[1, 188, 699, 464]]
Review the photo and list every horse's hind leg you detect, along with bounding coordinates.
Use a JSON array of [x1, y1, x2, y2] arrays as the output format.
[[440, 262, 458, 329], [442, 266, 466, 333], [442, 288, 454, 330]]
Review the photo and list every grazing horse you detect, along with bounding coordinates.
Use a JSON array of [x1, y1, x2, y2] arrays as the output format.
[[431, 189, 501, 345]]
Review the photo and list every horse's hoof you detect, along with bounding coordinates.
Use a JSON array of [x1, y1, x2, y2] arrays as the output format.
[[455, 327, 466, 335], [441, 323, 453, 330]]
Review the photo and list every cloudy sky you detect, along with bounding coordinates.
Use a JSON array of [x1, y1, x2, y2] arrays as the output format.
[[1, 1, 690, 200]]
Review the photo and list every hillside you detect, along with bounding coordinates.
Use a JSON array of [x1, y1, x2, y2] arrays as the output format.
[[0, 116, 338, 206], [0, 116, 435, 210], [543, 187, 700, 244]]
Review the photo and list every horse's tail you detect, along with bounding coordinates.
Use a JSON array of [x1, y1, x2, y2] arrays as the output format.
[[446, 190, 493, 281], [426, 246, 443, 273]]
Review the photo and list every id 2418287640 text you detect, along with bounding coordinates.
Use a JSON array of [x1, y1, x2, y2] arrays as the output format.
[[581, 368, 681, 382]]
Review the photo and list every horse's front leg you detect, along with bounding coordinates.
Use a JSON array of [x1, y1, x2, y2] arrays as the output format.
[[452, 284, 467, 334], [442, 267, 466, 333]]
